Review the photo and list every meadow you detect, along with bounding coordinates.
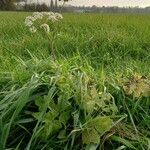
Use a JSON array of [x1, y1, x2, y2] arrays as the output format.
[[0, 12, 150, 150]]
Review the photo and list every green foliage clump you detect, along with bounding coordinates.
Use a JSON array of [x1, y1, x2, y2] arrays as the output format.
[[0, 12, 150, 150]]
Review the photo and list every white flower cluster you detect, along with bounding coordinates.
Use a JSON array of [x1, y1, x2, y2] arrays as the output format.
[[25, 12, 63, 33]]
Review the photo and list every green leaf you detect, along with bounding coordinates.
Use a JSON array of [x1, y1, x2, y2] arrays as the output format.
[[40, 120, 62, 140], [82, 129, 100, 144], [35, 97, 46, 112], [58, 130, 66, 139], [82, 116, 113, 145], [87, 116, 113, 135], [44, 111, 59, 122], [85, 144, 98, 150], [32, 112, 43, 120], [52, 120, 62, 133], [59, 111, 70, 125], [49, 100, 58, 111], [84, 100, 95, 114], [42, 122, 53, 139]]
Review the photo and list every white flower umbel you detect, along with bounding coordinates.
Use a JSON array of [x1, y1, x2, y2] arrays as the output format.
[[25, 11, 63, 33], [40, 24, 50, 33], [29, 26, 37, 33], [55, 13, 63, 20], [33, 12, 43, 20], [25, 17, 34, 27], [48, 15, 58, 22]]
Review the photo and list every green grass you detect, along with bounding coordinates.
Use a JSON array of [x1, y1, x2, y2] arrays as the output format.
[[0, 11, 150, 150]]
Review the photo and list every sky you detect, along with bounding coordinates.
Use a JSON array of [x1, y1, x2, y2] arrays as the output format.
[[41, 0, 150, 7]]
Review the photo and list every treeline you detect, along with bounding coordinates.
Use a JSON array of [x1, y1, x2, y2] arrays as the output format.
[[22, 0, 59, 12], [66, 5, 150, 13], [0, 0, 16, 10], [0, 0, 150, 13], [0, 0, 60, 11], [22, 3, 57, 12]]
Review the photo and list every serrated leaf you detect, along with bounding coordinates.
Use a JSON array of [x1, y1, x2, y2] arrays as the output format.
[[49, 100, 58, 111], [87, 116, 113, 135], [84, 100, 95, 114], [44, 111, 59, 122], [82, 116, 113, 145], [32, 112, 43, 120], [57, 130, 66, 139], [40, 119, 62, 140], [59, 111, 70, 125], [85, 144, 98, 150], [44, 122, 53, 138], [35, 97, 46, 112], [82, 129, 100, 144], [52, 120, 62, 132], [99, 93, 112, 101], [90, 86, 98, 99]]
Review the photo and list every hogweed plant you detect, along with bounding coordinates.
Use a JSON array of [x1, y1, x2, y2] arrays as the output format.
[[25, 12, 63, 59]]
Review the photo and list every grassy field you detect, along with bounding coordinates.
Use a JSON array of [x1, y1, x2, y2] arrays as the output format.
[[0, 12, 150, 150]]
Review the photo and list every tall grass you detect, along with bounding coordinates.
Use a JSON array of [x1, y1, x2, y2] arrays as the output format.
[[0, 12, 150, 149]]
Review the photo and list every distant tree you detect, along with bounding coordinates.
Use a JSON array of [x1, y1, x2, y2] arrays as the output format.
[[50, 0, 54, 11], [0, 0, 15, 10], [36, 3, 49, 11], [0, 0, 30, 10], [55, 0, 58, 11], [58, 0, 70, 11], [59, 0, 70, 1], [16, 0, 26, 2]]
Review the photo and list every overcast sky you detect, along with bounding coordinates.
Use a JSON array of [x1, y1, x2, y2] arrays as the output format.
[[40, 0, 150, 7]]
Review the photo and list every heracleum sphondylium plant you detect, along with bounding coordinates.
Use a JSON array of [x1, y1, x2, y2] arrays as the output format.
[[24, 12, 119, 149], [25, 12, 63, 58]]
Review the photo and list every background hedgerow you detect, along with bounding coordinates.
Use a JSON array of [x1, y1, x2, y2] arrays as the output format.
[[0, 12, 150, 150]]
